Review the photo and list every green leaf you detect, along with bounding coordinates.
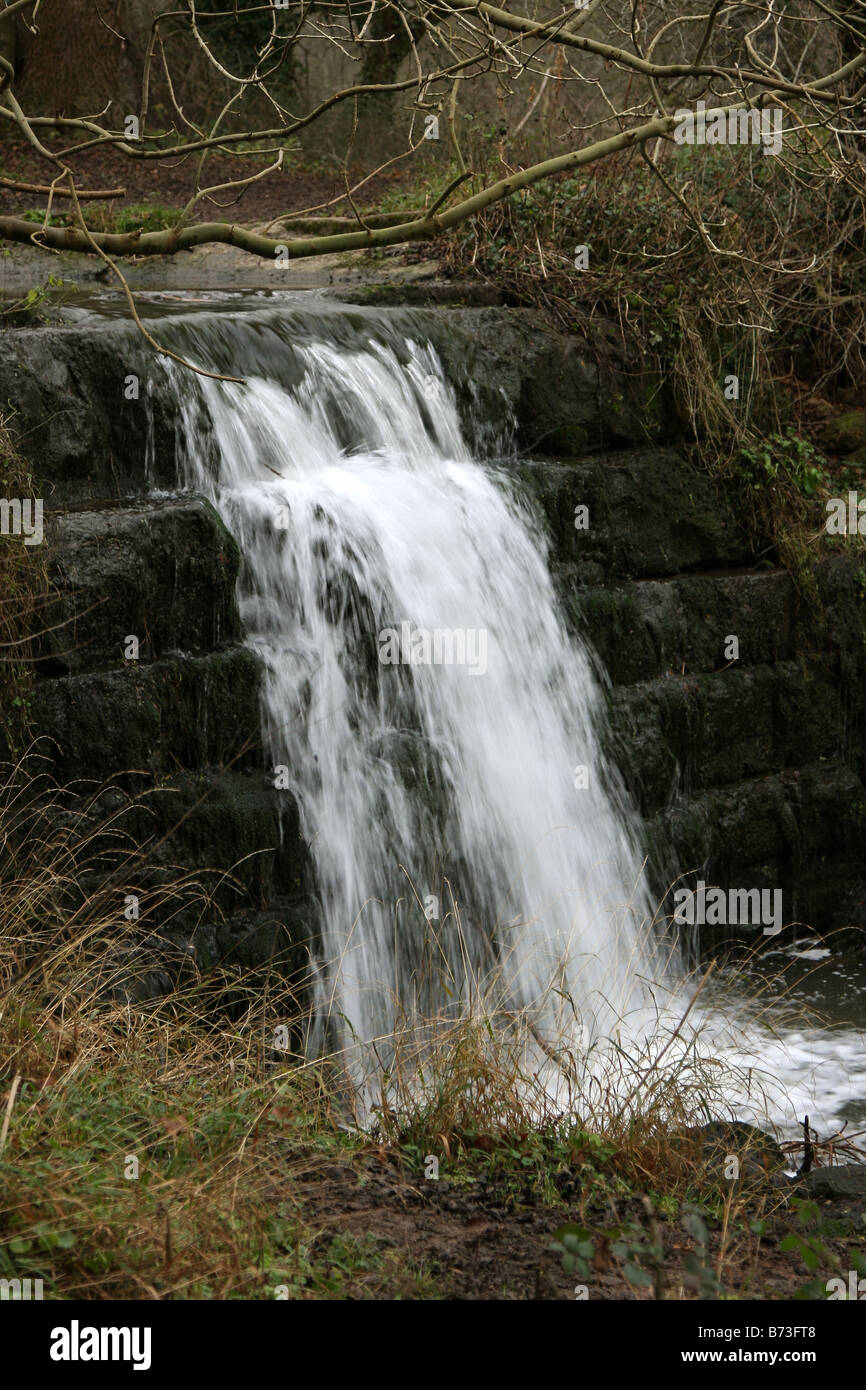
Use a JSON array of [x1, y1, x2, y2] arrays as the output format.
[[794, 1279, 828, 1300], [683, 1211, 708, 1244], [554, 1224, 593, 1254]]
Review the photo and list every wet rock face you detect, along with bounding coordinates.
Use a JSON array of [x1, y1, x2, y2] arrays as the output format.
[[37, 498, 241, 675], [31, 646, 263, 782], [0, 321, 180, 503], [4, 301, 866, 996], [517, 448, 753, 585], [802, 1165, 866, 1200], [0, 320, 315, 997], [679, 1121, 789, 1183], [819, 410, 866, 459], [0, 303, 678, 504], [521, 443, 866, 949], [396, 306, 680, 457]]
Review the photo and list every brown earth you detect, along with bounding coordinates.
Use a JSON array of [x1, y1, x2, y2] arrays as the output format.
[[290, 1147, 866, 1301], [0, 134, 412, 224]]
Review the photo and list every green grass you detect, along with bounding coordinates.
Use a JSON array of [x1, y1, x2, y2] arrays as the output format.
[[15, 202, 182, 236], [0, 738, 862, 1300]]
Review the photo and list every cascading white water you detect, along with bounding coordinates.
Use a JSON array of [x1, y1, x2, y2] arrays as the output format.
[[143, 299, 866, 1136], [162, 308, 663, 1072]]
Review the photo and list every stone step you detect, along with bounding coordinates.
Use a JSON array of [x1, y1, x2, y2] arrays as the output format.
[[0, 307, 677, 507], [569, 568, 795, 684], [122, 768, 311, 910], [0, 307, 676, 507], [0, 319, 179, 505], [37, 767, 312, 923], [517, 448, 753, 582], [642, 758, 866, 940], [605, 662, 841, 816], [37, 496, 241, 676], [569, 552, 864, 688], [99, 898, 316, 1006], [30, 647, 262, 783]]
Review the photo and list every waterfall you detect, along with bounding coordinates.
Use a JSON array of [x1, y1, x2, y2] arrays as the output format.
[[156, 304, 663, 1076], [137, 300, 866, 1137]]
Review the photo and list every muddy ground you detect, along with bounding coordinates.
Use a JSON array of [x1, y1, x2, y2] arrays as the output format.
[[290, 1147, 866, 1301], [0, 135, 411, 224]]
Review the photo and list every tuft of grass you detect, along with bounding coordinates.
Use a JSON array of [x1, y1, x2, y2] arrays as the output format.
[[2, 764, 860, 1300], [0, 751, 444, 1299], [93, 202, 183, 236], [14, 202, 182, 236]]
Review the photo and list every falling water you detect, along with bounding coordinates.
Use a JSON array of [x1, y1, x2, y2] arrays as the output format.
[[139, 299, 866, 1136], [155, 304, 661, 1073]]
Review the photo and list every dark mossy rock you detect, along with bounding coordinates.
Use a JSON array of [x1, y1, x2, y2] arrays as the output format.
[[98, 899, 317, 1005], [801, 1164, 866, 1200], [568, 570, 797, 686], [38, 496, 241, 675], [198, 899, 318, 974], [29, 647, 263, 783], [818, 411, 866, 456], [0, 320, 180, 503], [390, 307, 681, 456], [517, 449, 753, 585], [643, 761, 866, 949], [58, 768, 313, 914], [677, 1121, 788, 1182]]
